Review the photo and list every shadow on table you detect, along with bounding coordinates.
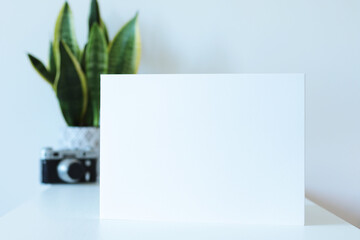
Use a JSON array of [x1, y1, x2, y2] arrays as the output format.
[[305, 204, 346, 226]]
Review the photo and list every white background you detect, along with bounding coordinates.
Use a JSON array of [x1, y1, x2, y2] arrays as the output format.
[[0, 0, 359, 227]]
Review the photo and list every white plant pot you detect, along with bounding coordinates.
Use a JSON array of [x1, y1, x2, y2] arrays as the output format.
[[59, 127, 100, 153]]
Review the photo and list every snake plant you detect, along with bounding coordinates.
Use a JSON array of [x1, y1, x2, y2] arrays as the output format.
[[28, 0, 141, 127]]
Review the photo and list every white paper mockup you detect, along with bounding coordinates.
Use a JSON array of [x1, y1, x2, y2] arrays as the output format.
[[100, 74, 305, 225]]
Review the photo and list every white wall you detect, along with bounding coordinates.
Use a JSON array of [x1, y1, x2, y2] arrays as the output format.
[[1, 0, 359, 227]]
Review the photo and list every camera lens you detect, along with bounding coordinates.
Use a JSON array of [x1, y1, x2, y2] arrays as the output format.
[[57, 159, 85, 183], [68, 162, 85, 180]]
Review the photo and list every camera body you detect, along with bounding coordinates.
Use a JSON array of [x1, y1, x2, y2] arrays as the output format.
[[41, 147, 98, 184]]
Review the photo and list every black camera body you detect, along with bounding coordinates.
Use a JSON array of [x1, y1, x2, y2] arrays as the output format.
[[41, 148, 98, 184]]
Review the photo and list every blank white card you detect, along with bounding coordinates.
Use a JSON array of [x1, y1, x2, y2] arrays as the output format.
[[100, 74, 304, 225]]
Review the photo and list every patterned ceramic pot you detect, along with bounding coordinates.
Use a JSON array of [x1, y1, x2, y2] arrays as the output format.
[[59, 127, 100, 153]]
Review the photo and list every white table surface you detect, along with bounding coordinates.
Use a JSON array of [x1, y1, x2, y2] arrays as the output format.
[[0, 184, 359, 240]]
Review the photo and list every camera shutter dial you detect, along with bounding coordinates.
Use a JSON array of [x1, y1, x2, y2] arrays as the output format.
[[57, 159, 85, 183]]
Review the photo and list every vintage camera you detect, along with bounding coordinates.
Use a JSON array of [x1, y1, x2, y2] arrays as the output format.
[[41, 147, 98, 183]]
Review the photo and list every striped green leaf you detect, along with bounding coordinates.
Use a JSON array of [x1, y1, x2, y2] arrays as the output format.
[[82, 99, 94, 126], [49, 42, 56, 78], [28, 54, 55, 85], [54, 2, 80, 65], [81, 43, 88, 71], [85, 23, 108, 126], [56, 41, 88, 126], [100, 20, 110, 44], [89, 0, 100, 31], [89, 0, 109, 43], [108, 13, 141, 74]]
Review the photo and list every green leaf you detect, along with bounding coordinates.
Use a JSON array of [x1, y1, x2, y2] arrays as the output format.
[[28, 54, 55, 85], [88, 0, 100, 33], [88, 0, 109, 44], [108, 13, 141, 74], [56, 41, 88, 126], [85, 23, 108, 126], [81, 43, 88, 72], [49, 42, 56, 78], [82, 98, 94, 126], [100, 20, 110, 44], [54, 2, 80, 65]]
